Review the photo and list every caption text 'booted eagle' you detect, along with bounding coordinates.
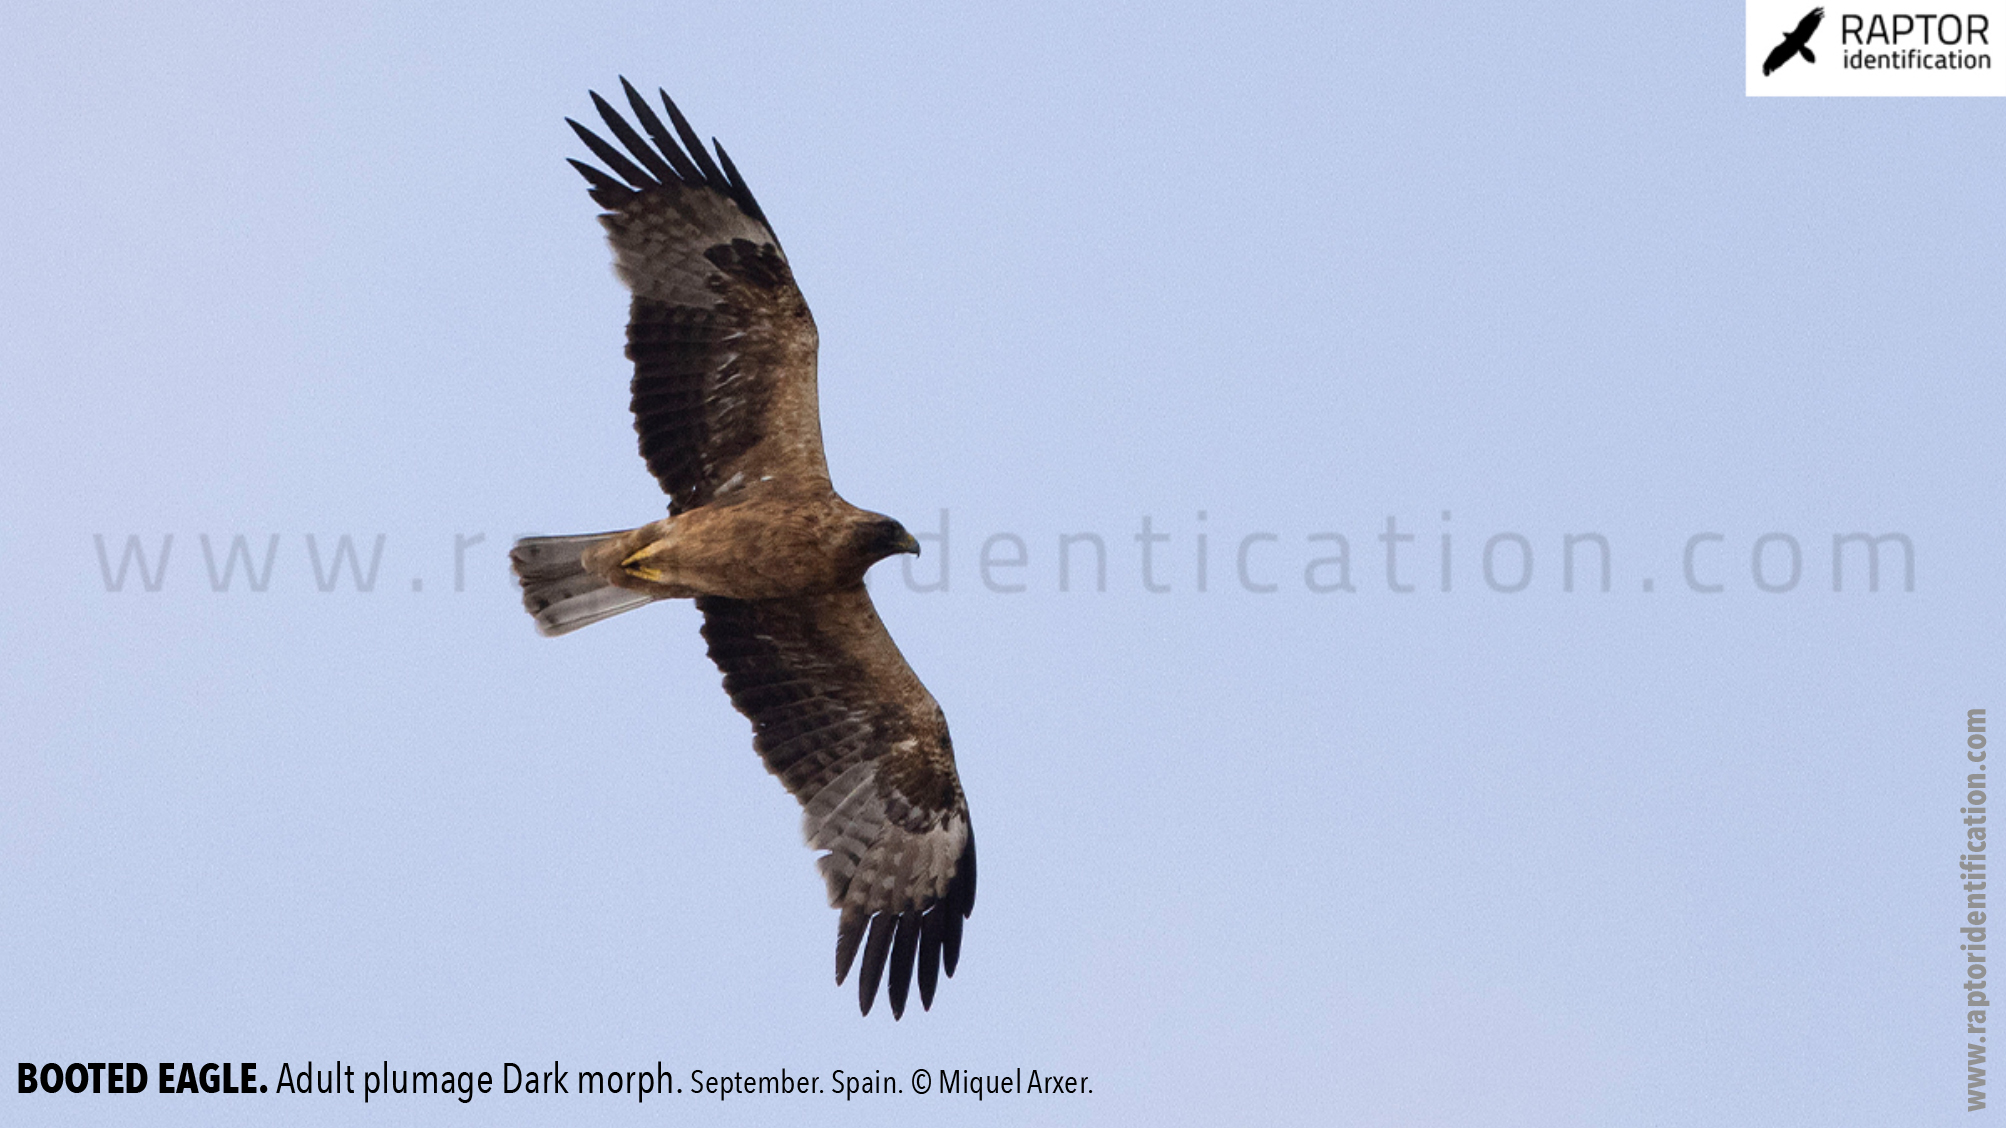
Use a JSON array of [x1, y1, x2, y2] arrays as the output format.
[[509, 80, 976, 1020]]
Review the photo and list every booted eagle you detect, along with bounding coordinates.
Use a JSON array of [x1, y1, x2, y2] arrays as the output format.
[[510, 81, 974, 1019]]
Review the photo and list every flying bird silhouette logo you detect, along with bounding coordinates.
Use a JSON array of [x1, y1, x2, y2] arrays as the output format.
[[1764, 7, 1824, 75]]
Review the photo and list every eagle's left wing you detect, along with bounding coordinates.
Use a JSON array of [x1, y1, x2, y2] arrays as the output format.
[[566, 81, 829, 514], [698, 587, 976, 1018]]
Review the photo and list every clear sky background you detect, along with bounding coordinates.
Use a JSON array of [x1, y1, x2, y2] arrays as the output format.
[[3, 2, 2002, 1125]]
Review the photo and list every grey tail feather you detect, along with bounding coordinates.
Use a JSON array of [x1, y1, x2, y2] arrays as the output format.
[[510, 531, 657, 637]]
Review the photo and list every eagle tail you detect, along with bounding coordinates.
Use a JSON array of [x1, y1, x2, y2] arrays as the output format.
[[1800, 45, 1815, 64], [510, 532, 657, 636]]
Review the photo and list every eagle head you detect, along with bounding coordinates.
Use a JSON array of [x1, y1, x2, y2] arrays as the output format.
[[854, 513, 923, 563]]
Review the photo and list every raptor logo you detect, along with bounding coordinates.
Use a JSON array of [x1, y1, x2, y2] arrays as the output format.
[[1764, 7, 1826, 73]]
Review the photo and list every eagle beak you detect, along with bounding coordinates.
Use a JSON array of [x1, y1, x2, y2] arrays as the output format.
[[898, 532, 922, 556]]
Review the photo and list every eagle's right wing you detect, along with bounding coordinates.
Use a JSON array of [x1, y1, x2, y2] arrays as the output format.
[[567, 81, 830, 514], [698, 587, 976, 1019]]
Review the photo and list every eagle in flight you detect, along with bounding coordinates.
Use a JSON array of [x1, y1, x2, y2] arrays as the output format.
[[510, 80, 975, 1019], [1763, 7, 1824, 75]]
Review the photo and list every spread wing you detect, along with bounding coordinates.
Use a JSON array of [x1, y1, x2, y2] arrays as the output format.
[[567, 80, 828, 514], [699, 587, 976, 1018], [1793, 7, 1824, 39]]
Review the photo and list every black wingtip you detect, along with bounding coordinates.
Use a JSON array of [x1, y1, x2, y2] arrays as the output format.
[[658, 87, 728, 187], [566, 82, 769, 227], [943, 911, 964, 978], [565, 157, 632, 206], [916, 909, 944, 1010], [709, 140, 770, 230], [835, 907, 866, 986], [623, 81, 700, 182], [590, 89, 679, 184], [567, 114, 655, 191], [942, 828, 976, 977], [886, 913, 921, 1020], [857, 913, 897, 1016]]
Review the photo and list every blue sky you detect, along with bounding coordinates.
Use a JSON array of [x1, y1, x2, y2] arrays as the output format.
[[3, 2, 2002, 1125]]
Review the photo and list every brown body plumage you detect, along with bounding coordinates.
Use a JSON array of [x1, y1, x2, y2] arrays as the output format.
[[509, 81, 975, 1020], [582, 488, 919, 601]]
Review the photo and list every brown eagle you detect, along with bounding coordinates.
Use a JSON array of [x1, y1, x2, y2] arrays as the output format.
[[509, 80, 974, 1019]]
